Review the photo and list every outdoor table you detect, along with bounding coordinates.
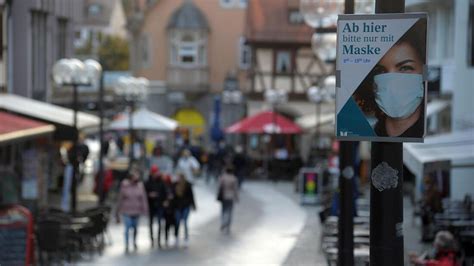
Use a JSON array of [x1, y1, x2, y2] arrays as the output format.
[[354, 229, 370, 237], [325, 246, 370, 258], [354, 237, 370, 245], [435, 213, 470, 221], [459, 230, 474, 239], [70, 217, 91, 224], [325, 216, 370, 225], [61, 223, 86, 233], [452, 220, 474, 227]]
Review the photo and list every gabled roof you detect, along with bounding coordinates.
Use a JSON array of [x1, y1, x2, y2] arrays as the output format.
[[167, 0, 209, 30], [245, 0, 313, 45]]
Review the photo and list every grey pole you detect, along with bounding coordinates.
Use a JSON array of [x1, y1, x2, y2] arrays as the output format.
[[337, 0, 355, 265], [71, 84, 78, 213], [97, 72, 105, 204], [370, 1, 405, 265], [129, 99, 135, 170]]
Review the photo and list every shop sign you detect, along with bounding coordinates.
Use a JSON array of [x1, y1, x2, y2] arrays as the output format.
[[0, 205, 34, 266]]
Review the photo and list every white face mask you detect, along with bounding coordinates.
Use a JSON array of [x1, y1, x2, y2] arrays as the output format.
[[374, 73, 424, 119]]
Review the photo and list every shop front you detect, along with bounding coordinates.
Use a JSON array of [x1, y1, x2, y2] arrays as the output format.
[[0, 112, 55, 212]]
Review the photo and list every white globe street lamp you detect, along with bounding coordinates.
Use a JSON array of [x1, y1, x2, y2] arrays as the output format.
[[114, 76, 149, 166], [299, 0, 344, 28], [52, 58, 102, 212], [263, 89, 288, 178]]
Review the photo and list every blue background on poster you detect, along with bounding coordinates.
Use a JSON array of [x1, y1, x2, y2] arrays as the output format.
[[337, 98, 375, 136]]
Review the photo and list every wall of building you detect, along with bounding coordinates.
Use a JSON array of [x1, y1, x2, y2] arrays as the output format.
[[135, 0, 246, 92], [108, 0, 127, 38], [450, 0, 474, 200], [8, 0, 82, 101]]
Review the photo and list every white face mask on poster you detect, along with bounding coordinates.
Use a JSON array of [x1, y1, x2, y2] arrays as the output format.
[[374, 73, 424, 119]]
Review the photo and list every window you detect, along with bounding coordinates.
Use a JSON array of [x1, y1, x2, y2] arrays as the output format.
[[88, 4, 102, 16], [238, 37, 251, 69], [140, 34, 151, 68], [57, 19, 68, 59], [170, 31, 207, 67], [288, 9, 304, 25], [31, 11, 48, 101], [275, 51, 292, 74], [178, 44, 197, 64]]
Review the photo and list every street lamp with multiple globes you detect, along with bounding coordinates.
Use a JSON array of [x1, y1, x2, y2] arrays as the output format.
[[52, 58, 102, 213], [114, 76, 149, 167], [222, 76, 243, 145], [264, 89, 288, 134], [306, 75, 336, 162], [263, 89, 288, 178], [300, 0, 374, 265]]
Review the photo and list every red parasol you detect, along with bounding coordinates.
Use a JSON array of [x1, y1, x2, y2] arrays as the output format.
[[225, 111, 302, 134]]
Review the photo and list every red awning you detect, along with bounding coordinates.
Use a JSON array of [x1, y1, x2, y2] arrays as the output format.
[[0, 112, 55, 144], [225, 111, 302, 134]]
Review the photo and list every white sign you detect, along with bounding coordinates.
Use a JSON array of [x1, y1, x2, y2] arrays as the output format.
[[336, 13, 427, 142]]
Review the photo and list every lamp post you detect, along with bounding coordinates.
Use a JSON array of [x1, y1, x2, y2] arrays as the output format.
[[115, 76, 149, 169], [300, 1, 357, 265], [307, 85, 322, 149], [222, 75, 243, 145], [306, 76, 336, 159], [52, 58, 102, 213], [264, 89, 288, 179]]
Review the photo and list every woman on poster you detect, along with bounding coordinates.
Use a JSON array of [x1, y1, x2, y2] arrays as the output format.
[[354, 20, 426, 138]]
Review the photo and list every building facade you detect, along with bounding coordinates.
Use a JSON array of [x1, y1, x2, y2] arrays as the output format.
[[74, 0, 127, 59], [6, 0, 82, 102], [244, 0, 335, 159], [405, 0, 474, 200], [127, 0, 248, 143]]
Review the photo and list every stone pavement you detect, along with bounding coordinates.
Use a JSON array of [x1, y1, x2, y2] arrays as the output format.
[[78, 180, 320, 266], [52, 175, 427, 266]]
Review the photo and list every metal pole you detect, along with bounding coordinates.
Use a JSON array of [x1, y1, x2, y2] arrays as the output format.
[[337, 0, 355, 265], [370, 1, 405, 266], [316, 101, 321, 149], [97, 73, 105, 204], [129, 99, 135, 169], [71, 84, 78, 213]]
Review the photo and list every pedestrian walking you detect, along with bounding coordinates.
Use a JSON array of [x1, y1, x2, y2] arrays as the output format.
[[149, 145, 174, 176], [162, 174, 176, 247], [217, 166, 239, 234], [145, 165, 167, 248], [176, 149, 200, 183], [232, 145, 247, 188], [116, 170, 149, 252], [172, 172, 196, 247]]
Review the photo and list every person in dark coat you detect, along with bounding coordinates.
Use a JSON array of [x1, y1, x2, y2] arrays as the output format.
[[172, 172, 196, 247], [145, 165, 168, 248], [232, 146, 247, 188], [162, 174, 176, 247]]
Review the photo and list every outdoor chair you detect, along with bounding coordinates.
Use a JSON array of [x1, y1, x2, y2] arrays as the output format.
[[36, 219, 77, 265]]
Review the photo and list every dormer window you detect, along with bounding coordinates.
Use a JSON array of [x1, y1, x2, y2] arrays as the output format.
[[170, 31, 207, 67], [167, 1, 209, 68]]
